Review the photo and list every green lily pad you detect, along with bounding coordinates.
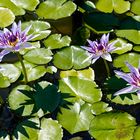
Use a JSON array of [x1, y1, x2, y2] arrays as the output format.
[[13, 117, 39, 140], [0, 131, 10, 140], [8, 85, 34, 116], [59, 76, 102, 103], [91, 101, 112, 115], [36, 0, 76, 20], [43, 34, 71, 50], [0, 73, 10, 88], [15, 60, 46, 82], [133, 46, 140, 52], [11, 0, 39, 11], [0, 7, 15, 28], [38, 118, 63, 140], [57, 102, 94, 134], [84, 12, 119, 33], [131, 0, 140, 15], [0, 0, 25, 16], [60, 67, 95, 81], [113, 52, 140, 72], [0, 64, 21, 83], [53, 46, 91, 70], [22, 20, 51, 41], [115, 17, 140, 44], [24, 48, 53, 65], [134, 126, 140, 140], [89, 112, 136, 140], [96, 0, 130, 14], [112, 38, 133, 55], [46, 66, 57, 74]]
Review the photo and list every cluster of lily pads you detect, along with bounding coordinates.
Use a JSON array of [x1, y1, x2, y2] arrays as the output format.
[[1, 0, 140, 140]]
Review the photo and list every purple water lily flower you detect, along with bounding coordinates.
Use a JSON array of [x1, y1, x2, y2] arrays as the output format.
[[0, 21, 34, 61], [81, 34, 117, 64], [114, 62, 140, 99]]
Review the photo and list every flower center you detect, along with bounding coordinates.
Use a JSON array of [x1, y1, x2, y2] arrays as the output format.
[[8, 35, 18, 47]]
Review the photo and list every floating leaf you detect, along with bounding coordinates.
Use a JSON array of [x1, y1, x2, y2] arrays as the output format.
[[89, 112, 136, 140], [131, 0, 140, 15], [0, 73, 10, 88], [115, 17, 140, 44], [91, 101, 112, 115], [112, 38, 132, 55], [113, 53, 140, 72], [84, 12, 119, 33], [13, 117, 39, 140], [24, 48, 53, 65], [43, 34, 71, 50], [134, 126, 140, 140], [11, 0, 39, 11], [0, 64, 21, 83], [46, 66, 57, 74], [60, 67, 95, 81], [96, 0, 130, 14], [38, 118, 63, 140], [0, 0, 25, 16], [8, 85, 34, 116], [22, 20, 51, 41], [59, 76, 102, 103], [105, 76, 140, 105], [36, 0, 77, 20], [0, 7, 15, 28], [53, 46, 91, 70], [57, 102, 94, 134], [133, 46, 140, 52], [15, 60, 46, 82]]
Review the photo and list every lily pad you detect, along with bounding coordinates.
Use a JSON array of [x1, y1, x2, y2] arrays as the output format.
[[112, 38, 133, 55], [91, 101, 112, 115], [84, 12, 119, 33], [8, 85, 34, 116], [96, 0, 130, 14], [0, 7, 15, 28], [89, 112, 136, 140], [22, 20, 51, 41], [53, 46, 91, 70], [134, 126, 140, 140], [13, 117, 39, 140], [38, 118, 63, 140], [0, 73, 10, 88], [43, 34, 71, 50], [24, 48, 53, 65], [15, 60, 46, 82], [0, 64, 21, 83], [113, 52, 140, 72], [59, 76, 102, 103], [115, 17, 140, 44], [11, 0, 39, 11], [133, 46, 140, 52], [36, 0, 77, 20], [131, 0, 140, 15], [60, 67, 95, 81], [57, 102, 94, 134], [0, 0, 25, 16]]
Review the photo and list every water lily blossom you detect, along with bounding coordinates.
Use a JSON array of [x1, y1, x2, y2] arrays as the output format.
[[0, 21, 34, 61], [81, 34, 117, 64], [114, 62, 140, 99]]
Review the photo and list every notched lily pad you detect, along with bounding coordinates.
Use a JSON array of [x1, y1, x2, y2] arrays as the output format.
[[53, 46, 91, 70], [43, 34, 71, 50], [89, 112, 136, 140], [0, 7, 15, 28], [24, 48, 53, 65], [22, 20, 51, 41], [59, 76, 102, 103], [36, 0, 77, 20], [57, 102, 94, 134]]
